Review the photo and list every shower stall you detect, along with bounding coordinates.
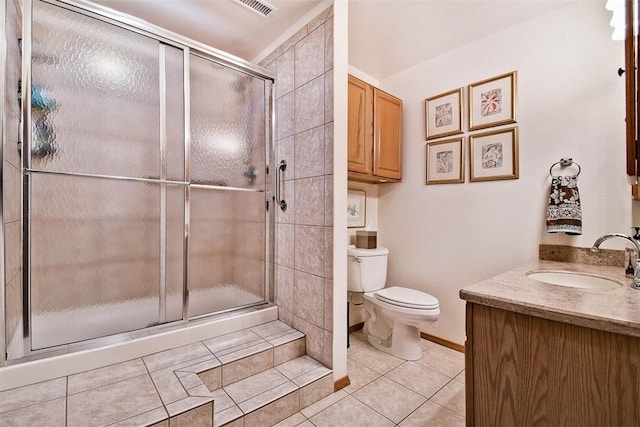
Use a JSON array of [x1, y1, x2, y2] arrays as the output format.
[[7, 0, 276, 359]]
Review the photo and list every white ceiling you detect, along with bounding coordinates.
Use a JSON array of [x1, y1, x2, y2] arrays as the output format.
[[89, 0, 576, 79]]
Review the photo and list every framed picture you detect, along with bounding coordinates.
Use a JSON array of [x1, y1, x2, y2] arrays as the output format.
[[347, 189, 366, 228], [426, 137, 465, 184], [469, 127, 519, 182], [468, 71, 517, 131], [425, 88, 463, 140]]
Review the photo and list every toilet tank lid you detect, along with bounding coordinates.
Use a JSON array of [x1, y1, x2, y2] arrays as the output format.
[[347, 245, 389, 257]]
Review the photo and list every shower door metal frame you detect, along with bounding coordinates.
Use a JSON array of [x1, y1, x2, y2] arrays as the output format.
[[18, 0, 275, 359]]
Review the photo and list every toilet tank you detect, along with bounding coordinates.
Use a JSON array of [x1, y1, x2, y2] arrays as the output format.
[[347, 245, 389, 292]]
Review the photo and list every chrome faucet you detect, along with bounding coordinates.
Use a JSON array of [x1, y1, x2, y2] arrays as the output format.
[[591, 233, 640, 289]]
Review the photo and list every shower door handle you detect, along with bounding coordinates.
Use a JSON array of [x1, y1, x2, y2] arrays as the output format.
[[275, 160, 287, 211]]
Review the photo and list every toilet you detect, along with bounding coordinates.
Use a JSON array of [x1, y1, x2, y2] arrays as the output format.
[[347, 245, 439, 360]]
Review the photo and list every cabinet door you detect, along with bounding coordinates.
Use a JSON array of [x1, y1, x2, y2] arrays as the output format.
[[348, 75, 373, 175], [373, 89, 403, 180]]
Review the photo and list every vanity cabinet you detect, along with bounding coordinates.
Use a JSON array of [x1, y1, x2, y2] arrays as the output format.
[[465, 303, 640, 426], [347, 74, 403, 183]]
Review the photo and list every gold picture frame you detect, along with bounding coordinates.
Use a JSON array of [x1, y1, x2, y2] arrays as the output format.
[[468, 71, 517, 131], [426, 137, 465, 184], [425, 88, 463, 140], [469, 127, 519, 182]]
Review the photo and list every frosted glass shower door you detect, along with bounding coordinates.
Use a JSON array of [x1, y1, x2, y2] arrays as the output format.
[[189, 55, 268, 317], [27, 1, 185, 350]]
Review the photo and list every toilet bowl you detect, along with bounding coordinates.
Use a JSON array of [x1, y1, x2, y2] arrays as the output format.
[[347, 245, 440, 361]]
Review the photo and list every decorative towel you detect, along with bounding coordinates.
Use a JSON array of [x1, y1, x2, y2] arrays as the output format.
[[547, 175, 582, 235]]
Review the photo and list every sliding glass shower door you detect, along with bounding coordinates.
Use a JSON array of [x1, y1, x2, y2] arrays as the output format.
[[27, 0, 187, 350], [24, 0, 272, 353], [188, 55, 268, 317]]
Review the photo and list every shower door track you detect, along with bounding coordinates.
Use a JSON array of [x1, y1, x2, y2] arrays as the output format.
[[18, 0, 275, 359]]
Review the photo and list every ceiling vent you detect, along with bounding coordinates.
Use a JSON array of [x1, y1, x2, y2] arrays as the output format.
[[232, 0, 277, 18]]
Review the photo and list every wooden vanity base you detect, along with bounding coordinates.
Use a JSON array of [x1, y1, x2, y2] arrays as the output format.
[[465, 303, 640, 426]]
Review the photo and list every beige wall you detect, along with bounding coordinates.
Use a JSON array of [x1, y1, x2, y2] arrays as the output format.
[[259, 6, 335, 367], [376, 2, 628, 346]]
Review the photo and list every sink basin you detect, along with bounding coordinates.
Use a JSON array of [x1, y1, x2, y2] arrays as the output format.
[[526, 271, 621, 290]]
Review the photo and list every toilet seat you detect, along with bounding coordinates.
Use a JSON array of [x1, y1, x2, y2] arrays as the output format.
[[374, 286, 439, 310]]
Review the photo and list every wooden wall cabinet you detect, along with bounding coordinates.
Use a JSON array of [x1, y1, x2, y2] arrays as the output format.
[[465, 303, 640, 426], [347, 75, 403, 183]]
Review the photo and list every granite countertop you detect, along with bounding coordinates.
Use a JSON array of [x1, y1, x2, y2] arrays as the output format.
[[460, 260, 640, 338]]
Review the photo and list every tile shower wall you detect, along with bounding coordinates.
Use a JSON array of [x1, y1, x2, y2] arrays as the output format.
[[259, 6, 334, 368], [3, 0, 23, 362]]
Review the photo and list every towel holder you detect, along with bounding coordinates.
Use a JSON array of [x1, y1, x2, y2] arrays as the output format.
[[549, 158, 581, 177]]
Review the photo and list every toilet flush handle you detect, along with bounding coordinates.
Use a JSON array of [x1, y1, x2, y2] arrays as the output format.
[[352, 256, 362, 263]]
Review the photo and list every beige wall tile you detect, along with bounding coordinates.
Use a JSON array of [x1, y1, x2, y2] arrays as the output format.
[[295, 225, 325, 276], [324, 123, 334, 175], [276, 47, 294, 100], [294, 271, 325, 327], [4, 221, 21, 283], [295, 27, 325, 88], [279, 307, 294, 327], [323, 280, 333, 332], [243, 390, 299, 426], [3, 163, 21, 223], [280, 26, 308, 54], [197, 367, 221, 392], [300, 374, 333, 409], [113, 407, 168, 426], [222, 349, 274, 386], [5, 274, 22, 348], [168, 401, 212, 427], [294, 77, 325, 134], [276, 92, 295, 140], [322, 330, 333, 368], [276, 265, 295, 313], [307, 8, 330, 33], [274, 337, 306, 365], [295, 127, 325, 179], [295, 177, 325, 226], [324, 17, 334, 72], [276, 224, 295, 268], [324, 227, 333, 278], [293, 316, 324, 362], [324, 70, 334, 123]]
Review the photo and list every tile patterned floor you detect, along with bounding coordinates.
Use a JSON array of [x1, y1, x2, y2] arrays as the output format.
[[275, 330, 466, 427], [0, 321, 330, 427], [0, 327, 465, 426]]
